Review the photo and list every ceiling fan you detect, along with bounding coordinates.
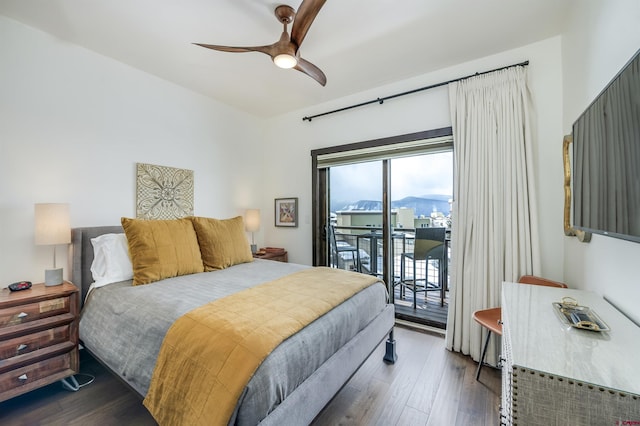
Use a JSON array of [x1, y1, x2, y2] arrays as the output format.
[[194, 0, 327, 86]]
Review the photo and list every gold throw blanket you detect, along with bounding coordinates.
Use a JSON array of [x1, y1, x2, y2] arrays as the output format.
[[143, 267, 380, 425]]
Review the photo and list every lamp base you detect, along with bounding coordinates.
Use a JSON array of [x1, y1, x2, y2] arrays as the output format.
[[251, 244, 257, 254], [45, 268, 63, 286]]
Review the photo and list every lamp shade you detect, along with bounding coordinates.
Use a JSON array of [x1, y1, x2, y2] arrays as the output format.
[[35, 203, 71, 245], [245, 209, 261, 232]]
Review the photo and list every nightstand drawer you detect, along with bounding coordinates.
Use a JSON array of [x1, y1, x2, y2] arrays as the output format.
[[0, 282, 79, 403], [0, 351, 74, 398], [0, 324, 71, 361], [0, 297, 70, 328]]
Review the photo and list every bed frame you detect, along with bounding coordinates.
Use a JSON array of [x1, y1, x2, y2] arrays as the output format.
[[71, 226, 397, 425]]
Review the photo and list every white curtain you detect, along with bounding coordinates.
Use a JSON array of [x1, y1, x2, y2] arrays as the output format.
[[445, 66, 541, 366]]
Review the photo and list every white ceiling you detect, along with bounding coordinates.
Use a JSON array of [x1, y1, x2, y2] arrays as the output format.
[[0, 0, 573, 118]]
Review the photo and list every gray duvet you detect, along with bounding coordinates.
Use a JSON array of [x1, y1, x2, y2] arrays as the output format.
[[79, 259, 388, 425]]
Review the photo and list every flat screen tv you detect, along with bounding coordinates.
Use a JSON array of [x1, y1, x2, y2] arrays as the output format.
[[573, 49, 640, 243]]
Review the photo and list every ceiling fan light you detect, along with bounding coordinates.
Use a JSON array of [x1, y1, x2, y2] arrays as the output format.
[[273, 54, 297, 69]]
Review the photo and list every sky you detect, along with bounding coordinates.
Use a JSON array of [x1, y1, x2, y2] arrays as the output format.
[[330, 152, 453, 202]]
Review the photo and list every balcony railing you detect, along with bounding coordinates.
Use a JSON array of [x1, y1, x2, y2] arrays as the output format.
[[331, 225, 450, 311]]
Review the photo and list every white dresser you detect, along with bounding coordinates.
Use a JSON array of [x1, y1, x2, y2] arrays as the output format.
[[501, 282, 640, 425]]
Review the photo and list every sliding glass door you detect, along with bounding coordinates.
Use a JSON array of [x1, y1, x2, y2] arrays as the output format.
[[390, 153, 452, 327], [328, 161, 382, 272], [311, 129, 454, 328]]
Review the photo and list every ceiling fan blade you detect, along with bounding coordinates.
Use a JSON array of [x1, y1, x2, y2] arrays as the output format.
[[290, 0, 326, 49], [294, 57, 327, 86], [195, 2, 328, 86], [193, 43, 275, 56]]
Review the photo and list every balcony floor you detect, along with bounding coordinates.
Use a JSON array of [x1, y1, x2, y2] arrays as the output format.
[[393, 286, 449, 329]]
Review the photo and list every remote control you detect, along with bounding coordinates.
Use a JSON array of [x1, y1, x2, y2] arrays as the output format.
[[8, 281, 32, 291]]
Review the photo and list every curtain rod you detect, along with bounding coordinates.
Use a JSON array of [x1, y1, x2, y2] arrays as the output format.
[[302, 60, 529, 122]]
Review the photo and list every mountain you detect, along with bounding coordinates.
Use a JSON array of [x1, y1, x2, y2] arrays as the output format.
[[333, 195, 451, 217], [393, 196, 451, 217], [336, 200, 382, 212]]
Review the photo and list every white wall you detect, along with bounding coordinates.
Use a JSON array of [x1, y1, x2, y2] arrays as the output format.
[[262, 37, 566, 281], [561, 0, 640, 323], [0, 16, 264, 286]]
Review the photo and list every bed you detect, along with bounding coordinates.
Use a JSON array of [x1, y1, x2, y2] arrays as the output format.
[[71, 224, 396, 425]]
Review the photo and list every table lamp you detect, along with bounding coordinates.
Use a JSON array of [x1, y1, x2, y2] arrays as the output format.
[[245, 209, 260, 254], [35, 203, 71, 286]]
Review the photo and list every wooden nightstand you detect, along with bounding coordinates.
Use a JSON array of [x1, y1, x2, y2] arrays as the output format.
[[0, 281, 79, 402], [253, 250, 288, 263]]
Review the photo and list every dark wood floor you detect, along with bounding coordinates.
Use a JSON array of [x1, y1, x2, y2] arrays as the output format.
[[0, 350, 154, 426], [312, 325, 501, 426], [0, 325, 500, 425]]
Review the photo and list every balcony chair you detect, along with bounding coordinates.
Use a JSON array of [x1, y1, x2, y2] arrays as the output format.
[[328, 225, 358, 270], [399, 227, 447, 308], [473, 275, 568, 380]]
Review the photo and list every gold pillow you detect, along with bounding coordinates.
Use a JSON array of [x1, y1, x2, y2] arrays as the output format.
[[190, 216, 253, 271], [121, 217, 204, 286]]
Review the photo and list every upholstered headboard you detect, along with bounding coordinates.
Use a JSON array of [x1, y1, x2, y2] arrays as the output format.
[[71, 226, 124, 305]]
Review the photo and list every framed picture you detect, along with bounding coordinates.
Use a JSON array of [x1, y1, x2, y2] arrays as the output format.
[[275, 197, 298, 227], [136, 163, 194, 220]]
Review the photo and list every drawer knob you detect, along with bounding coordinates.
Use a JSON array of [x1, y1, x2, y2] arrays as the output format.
[[17, 344, 28, 351], [18, 374, 28, 381], [17, 312, 28, 319]]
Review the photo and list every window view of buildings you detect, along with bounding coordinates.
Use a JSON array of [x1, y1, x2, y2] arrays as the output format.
[[330, 152, 453, 231], [332, 205, 452, 230]]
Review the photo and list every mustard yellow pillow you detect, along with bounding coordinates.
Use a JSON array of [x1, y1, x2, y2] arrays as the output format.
[[121, 217, 204, 286], [190, 216, 253, 271]]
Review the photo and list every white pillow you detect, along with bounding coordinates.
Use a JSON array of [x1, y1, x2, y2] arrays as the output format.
[[90, 233, 133, 288]]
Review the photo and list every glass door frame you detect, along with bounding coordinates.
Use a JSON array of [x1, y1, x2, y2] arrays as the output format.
[[311, 127, 453, 302]]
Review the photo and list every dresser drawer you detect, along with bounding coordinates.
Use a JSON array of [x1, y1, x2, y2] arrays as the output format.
[[0, 297, 70, 328], [0, 324, 71, 361], [0, 351, 75, 400], [0, 282, 79, 403]]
